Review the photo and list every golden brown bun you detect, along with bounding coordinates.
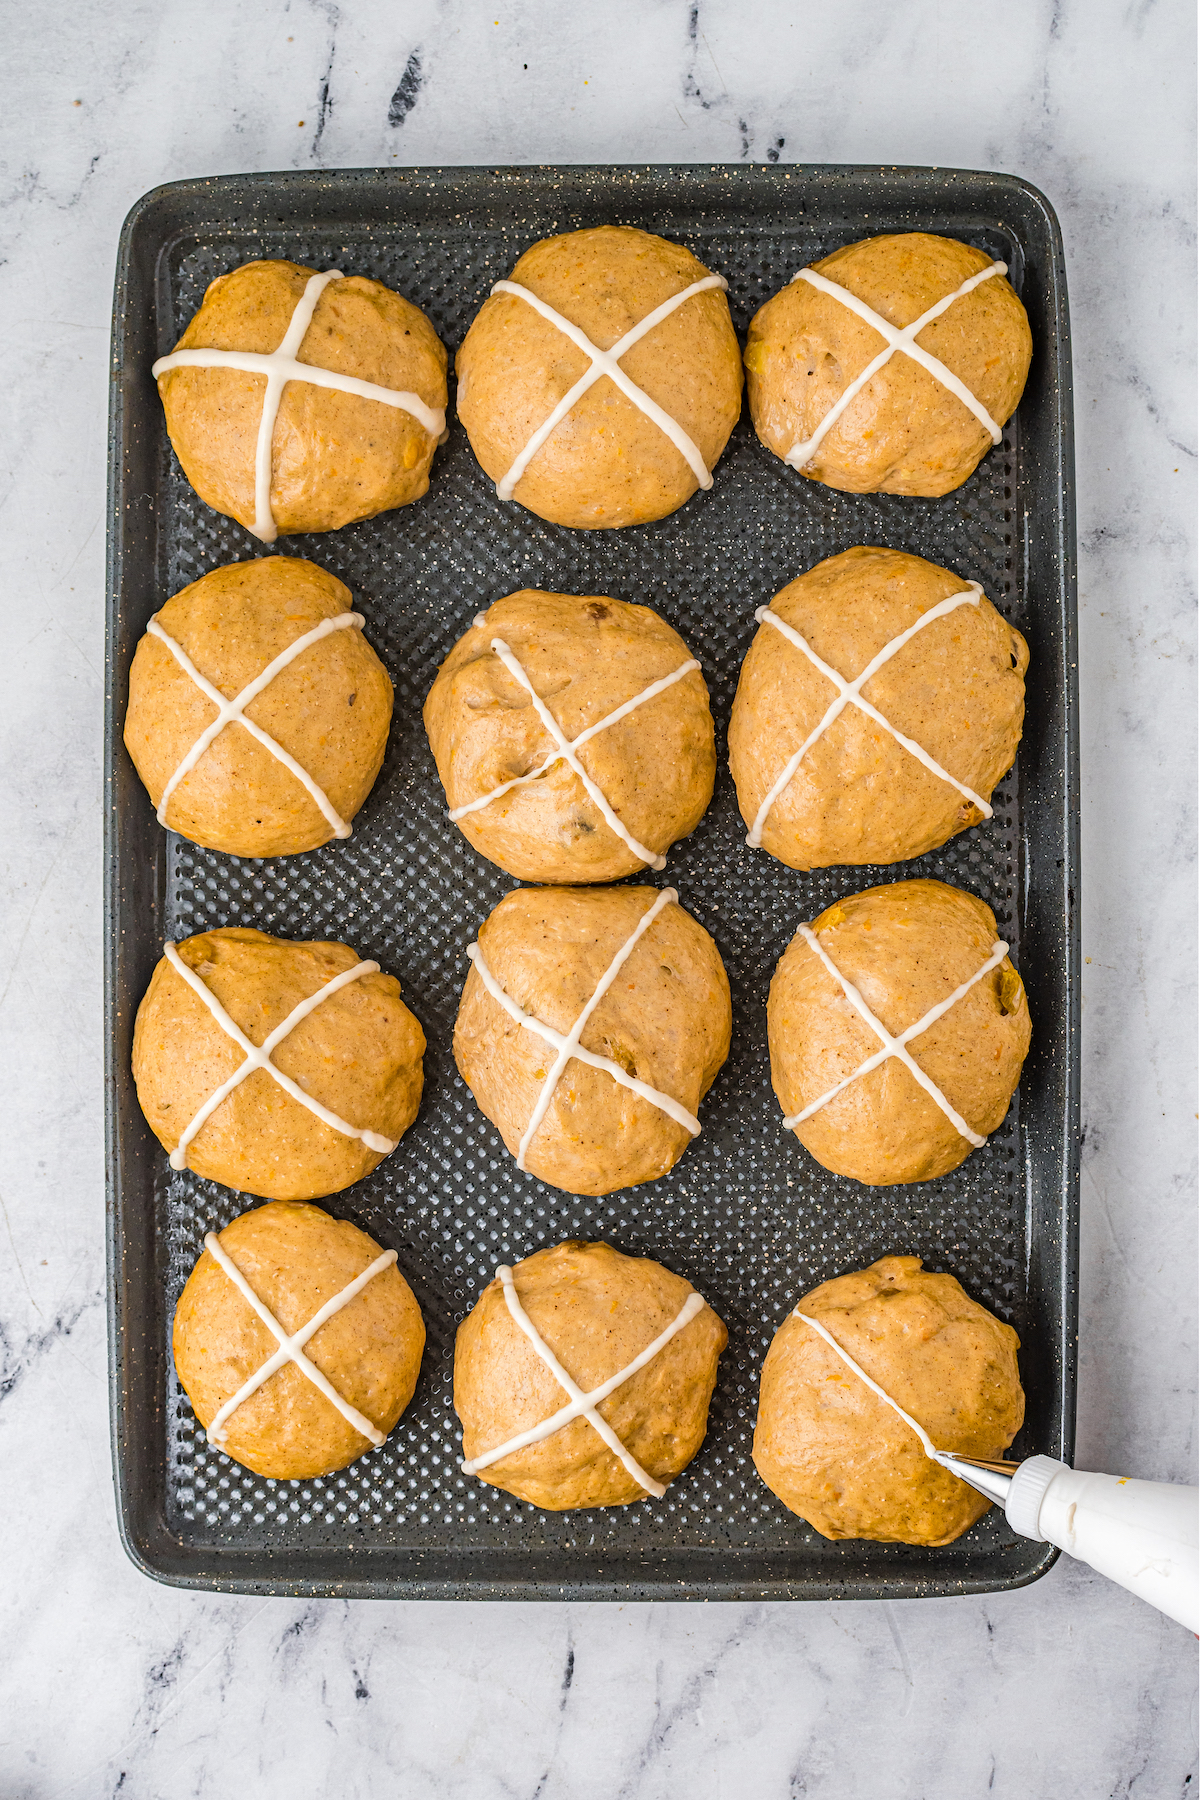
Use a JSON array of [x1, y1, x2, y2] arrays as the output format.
[[745, 233, 1031, 496], [133, 928, 425, 1200], [753, 1255, 1024, 1544], [456, 226, 743, 528], [454, 886, 731, 1196], [124, 556, 394, 857], [729, 548, 1028, 870], [157, 259, 447, 534], [455, 1240, 727, 1509], [767, 880, 1030, 1186], [173, 1200, 424, 1480], [424, 589, 715, 882]]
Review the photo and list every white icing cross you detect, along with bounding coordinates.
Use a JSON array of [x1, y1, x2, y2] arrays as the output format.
[[202, 1229, 397, 1449], [489, 273, 728, 501], [461, 1263, 708, 1495], [148, 610, 364, 841], [465, 886, 700, 1171], [782, 923, 1011, 1150], [452, 619, 700, 871], [785, 259, 1008, 471], [153, 269, 447, 543], [747, 585, 993, 848], [163, 942, 397, 1172], [792, 1308, 952, 1468]]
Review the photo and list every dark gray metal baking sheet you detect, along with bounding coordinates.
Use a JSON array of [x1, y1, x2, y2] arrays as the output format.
[[105, 164, 1079, 1600]]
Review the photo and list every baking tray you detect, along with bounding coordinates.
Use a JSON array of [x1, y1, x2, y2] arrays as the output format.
[[105, 164, 1079, 1600]]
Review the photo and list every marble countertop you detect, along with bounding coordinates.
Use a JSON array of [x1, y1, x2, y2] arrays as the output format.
[[1, 2, 1195, 1795]]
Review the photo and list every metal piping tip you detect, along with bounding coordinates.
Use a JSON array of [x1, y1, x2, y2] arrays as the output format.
[[936, 1452, 1021, 1507]]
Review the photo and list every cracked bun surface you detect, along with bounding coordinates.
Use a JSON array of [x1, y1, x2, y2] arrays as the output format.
[[745, 232, 1031, 496], [424, 589, 715, 883], [729, 547, 1028, 871], [455, 1240, 728, 1509], [455, 225, 743, 528], [174, 1200, 425, 1481], [767, 880, 1030, 1186], [133, 928, 425, 1200], [753, 1255, 1024, 1545], [124, 556, 394, 858], [454, 886, 731, 1196], [156, 258, 447, 535]]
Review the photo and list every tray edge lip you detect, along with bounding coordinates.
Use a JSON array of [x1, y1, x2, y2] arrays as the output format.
[[106, 1522, 1064, 1604], [104, 190, 142, 1591], [110, 160, 1073, 260], [104, 158, 1081, 1603]]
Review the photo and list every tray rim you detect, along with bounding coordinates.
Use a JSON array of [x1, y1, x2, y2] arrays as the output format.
[[105, 160, 1080, 1602]]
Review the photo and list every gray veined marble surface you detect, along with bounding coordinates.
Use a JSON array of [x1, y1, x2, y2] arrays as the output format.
[[0, 1, 1196, 1795]]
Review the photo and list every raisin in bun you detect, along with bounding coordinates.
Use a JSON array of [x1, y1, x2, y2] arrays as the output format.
[[425, 589, 715, 882]]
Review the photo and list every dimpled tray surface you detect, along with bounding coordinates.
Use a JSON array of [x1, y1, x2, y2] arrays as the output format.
[[105, 165, 1079, 1599]]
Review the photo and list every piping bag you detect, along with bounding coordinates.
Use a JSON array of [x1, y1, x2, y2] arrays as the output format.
[[796, 1311, 1197, 1630], [939, 1452, 1198, 1632]]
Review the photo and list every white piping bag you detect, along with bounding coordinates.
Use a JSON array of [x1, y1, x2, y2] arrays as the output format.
[[939, 1453, 1198, 1632]]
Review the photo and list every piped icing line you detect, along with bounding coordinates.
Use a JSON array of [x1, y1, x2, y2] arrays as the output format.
[[449, 638, 700, 859], [461, 1265, 707, 1495], [462, 1289, 707, 1476], [163, 943, 397, 1172], [148, 611, 363, 839], [203, 1231, 397, 1448], [784, 260, 1008, 471], [465, 893, 701, 1169], [475, 637, 681, 868], [747, 585, 991, 848], [782, 927, 1010, 1149], [515, 885, 677, 1167], [490, 273, 727, 501], [791, 1308, 943, 1464], [152, 269, 446, 543]]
